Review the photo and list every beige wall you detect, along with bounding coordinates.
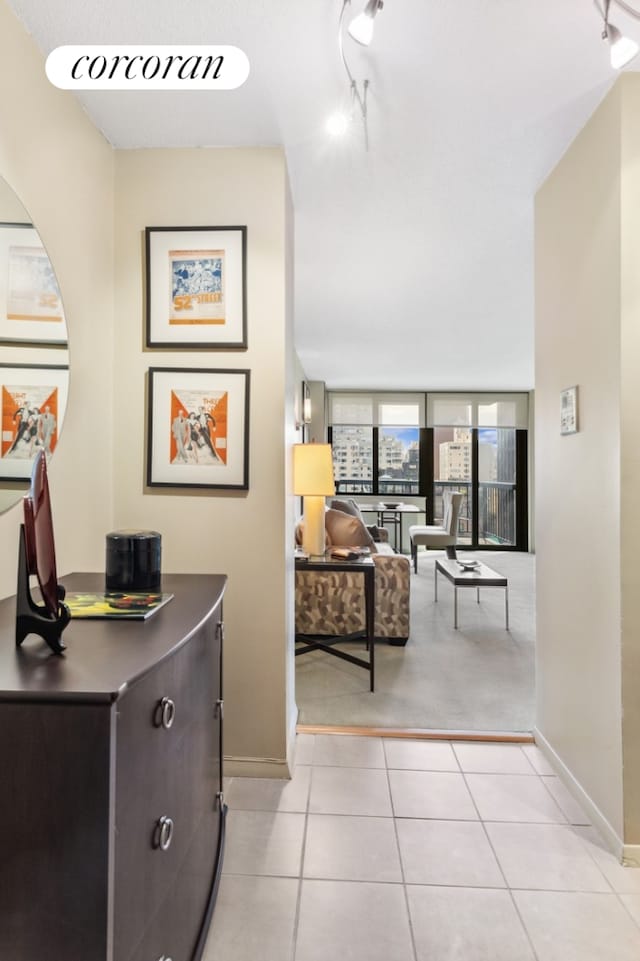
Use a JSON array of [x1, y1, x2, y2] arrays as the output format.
[[0, 0, 114, 596], [535, 83, 626, 843], [620, 77, 640, 845], [114, 148, 295, 772]]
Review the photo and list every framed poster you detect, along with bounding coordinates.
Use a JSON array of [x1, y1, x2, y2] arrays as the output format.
[[560, 385, 578, 435], [147, 366, 250, 490], [0, 223, 68, 347], [0, 363, 69, 480], [145, 226, 247, 349]]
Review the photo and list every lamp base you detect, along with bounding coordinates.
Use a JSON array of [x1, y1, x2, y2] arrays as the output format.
[[302, 496, 326, 557]]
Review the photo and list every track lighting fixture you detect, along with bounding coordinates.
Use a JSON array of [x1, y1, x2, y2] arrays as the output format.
[[597, 0, 640, 69], [329, 0, 383, 149], [348, 0, 384, 47]]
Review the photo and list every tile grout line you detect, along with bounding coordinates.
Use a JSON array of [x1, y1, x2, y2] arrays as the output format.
[[457, 757, 543, 961], [617, 892, 640, 932], [289, 746, 314, 961], [384, 739, 420, 961]]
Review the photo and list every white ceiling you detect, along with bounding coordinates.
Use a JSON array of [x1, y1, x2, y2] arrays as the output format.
[[7, 0, 638, 389]]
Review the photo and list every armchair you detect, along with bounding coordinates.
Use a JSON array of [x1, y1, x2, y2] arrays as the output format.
[[408, 491, 463, 573]]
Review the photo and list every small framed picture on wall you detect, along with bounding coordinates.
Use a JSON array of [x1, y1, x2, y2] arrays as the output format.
[[0, 362, 69, 480], [147, 366, 250, 491], [145, 226, 247, 349], [560, 385, 578, 435]]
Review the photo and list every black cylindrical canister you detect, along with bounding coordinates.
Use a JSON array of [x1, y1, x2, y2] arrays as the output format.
[[105, 530, 162, 592]]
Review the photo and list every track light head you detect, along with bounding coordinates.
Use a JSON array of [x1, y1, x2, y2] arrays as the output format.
[[604, 20, 640, 68], [348, 0, 384, 47]]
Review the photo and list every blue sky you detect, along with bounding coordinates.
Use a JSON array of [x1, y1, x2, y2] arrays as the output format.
[[384, 427, 419, 445]]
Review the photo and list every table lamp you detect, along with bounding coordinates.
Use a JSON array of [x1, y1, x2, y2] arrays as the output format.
[[293, 443, 336, 556]]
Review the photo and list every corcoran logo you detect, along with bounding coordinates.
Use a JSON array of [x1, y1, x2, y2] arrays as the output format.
[[45, 45, 250, 90]]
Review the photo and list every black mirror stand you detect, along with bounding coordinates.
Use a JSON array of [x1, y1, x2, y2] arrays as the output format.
[[15, 524, 70, 655]]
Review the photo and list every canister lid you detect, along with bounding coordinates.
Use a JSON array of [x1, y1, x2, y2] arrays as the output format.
[[107, 530, 161, 541], [106, 530, 161, 554]]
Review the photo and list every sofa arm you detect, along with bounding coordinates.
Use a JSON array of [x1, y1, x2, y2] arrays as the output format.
[[372, 553, 410, 640]]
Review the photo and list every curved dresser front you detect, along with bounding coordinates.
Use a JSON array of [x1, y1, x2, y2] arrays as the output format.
[[0, 572, 227, 961]]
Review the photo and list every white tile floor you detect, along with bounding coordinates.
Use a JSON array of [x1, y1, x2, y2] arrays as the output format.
[[203, 734, 640, 961]]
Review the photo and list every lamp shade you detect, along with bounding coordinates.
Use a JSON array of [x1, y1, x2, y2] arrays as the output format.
[[293, 443, 336, 496]]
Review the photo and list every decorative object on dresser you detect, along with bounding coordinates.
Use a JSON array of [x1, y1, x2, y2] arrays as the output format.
[[0, 571, 227, 961], [15, 449, 69, 654], [105, 528, 162, 591]]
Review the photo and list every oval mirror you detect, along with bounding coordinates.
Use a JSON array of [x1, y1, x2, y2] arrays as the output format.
[[0, 177, 68, 514]]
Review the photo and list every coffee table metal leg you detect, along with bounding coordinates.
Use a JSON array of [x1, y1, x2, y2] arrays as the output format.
[[505, 586, 509, 630], [454, 586, 458, 629], [434, 565, 438, 602], [477, 587, 480, 603]]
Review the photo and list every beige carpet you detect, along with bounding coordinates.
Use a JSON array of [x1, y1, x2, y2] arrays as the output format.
[[295, 550, 535, 733]]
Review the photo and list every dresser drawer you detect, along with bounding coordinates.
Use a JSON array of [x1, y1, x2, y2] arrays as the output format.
[[117, 618, 220, 748], [125, 805, 223, 961], [113, 619, 221, 961]]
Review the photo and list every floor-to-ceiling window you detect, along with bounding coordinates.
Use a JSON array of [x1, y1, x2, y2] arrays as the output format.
[[327, 391, 529, 552], [428, 393, 529, 551]]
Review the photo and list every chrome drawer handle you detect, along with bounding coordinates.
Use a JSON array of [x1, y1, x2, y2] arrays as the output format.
[[154, 696, 176, 729], [214, 698, 224, 720], [153, 815, 174, 851], [157, 956, 173, 961]]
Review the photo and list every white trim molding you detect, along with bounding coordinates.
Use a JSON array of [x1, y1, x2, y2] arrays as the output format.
[[534, 727, 626, 861], [224, 754, 292, 779]]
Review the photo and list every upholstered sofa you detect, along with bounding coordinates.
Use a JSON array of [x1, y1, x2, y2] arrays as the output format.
[[295, 502, 411, 646]]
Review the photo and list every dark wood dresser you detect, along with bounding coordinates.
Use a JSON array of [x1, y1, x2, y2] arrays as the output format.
[[0, 572, 227, 961]]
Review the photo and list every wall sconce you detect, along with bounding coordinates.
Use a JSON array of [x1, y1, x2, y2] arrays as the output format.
[[296, 381, 312, 431], [303, 382, 312, 425]]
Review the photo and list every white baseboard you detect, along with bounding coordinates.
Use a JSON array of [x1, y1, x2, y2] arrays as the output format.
[[224, 755, 291, 779], [286, 705, 299, 772], [224, 710, 299, 780], [623, 844, 640, 867], [533, 727, 624, 861]]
